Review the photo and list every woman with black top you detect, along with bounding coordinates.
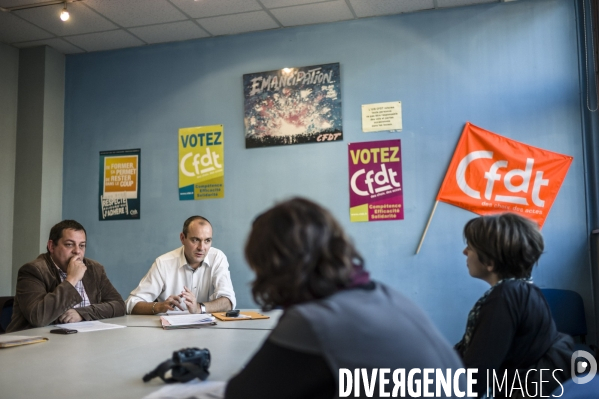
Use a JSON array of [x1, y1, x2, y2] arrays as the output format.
[[226, 197, 465, 399], [455, 213, 574, 398]]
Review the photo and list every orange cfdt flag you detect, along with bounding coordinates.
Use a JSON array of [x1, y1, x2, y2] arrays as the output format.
[[436, 122, 572, 227]]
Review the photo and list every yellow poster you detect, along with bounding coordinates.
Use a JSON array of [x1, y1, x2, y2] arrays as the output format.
[[178, 125, 224, 200]]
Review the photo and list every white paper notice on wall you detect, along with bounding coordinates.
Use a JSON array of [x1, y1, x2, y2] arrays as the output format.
[[361, 101, 402, 133]]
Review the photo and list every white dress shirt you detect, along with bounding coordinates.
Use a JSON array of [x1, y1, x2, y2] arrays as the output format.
[[125, 246, 236, 314]]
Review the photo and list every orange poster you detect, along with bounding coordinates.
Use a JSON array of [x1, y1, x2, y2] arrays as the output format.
[[436, 122, 572, 227], [99, 149, 140, 220]]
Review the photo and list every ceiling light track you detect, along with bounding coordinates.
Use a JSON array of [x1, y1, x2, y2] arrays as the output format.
[[0, 0, 83, 13]]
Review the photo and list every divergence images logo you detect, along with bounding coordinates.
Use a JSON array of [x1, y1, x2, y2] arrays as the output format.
[[571, 350, 597, 384], [457, 151, 548, 206]]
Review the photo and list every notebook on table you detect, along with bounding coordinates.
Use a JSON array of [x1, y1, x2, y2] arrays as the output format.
[[212, 311, 270, 321]]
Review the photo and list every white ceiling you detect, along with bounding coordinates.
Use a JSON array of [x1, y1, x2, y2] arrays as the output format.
[[0, 0, 512, 54]]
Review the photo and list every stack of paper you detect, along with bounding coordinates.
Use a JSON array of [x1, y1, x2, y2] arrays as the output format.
[[160, 314, 216, 329], [54, 320, 126, 332], [166, 310, 190, 315]]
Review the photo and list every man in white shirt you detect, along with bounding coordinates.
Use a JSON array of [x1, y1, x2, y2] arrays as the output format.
[[126, 216, 236, 315]]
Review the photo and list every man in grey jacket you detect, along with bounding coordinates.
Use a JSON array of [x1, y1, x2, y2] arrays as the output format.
[[6, 220, 125, 333]]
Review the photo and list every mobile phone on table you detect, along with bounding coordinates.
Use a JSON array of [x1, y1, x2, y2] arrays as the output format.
[[50, 328, 78, 334], [226, 309, 240, 317]]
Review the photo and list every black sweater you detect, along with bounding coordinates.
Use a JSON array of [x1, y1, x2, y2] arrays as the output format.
[[457, 280, 561, 398]]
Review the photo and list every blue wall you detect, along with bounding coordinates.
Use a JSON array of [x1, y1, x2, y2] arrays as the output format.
[[63, 0, 593, 343]]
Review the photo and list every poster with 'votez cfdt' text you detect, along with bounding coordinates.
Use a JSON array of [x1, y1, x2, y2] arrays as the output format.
[[179, 125, 224, 200], [349, 140, 403, 222]]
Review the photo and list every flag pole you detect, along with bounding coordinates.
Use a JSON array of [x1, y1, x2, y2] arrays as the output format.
[[416, 200, 439, 255]]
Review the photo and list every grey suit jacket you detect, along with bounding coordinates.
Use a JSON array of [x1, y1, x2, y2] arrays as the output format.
[[6, 253, 125, 333]]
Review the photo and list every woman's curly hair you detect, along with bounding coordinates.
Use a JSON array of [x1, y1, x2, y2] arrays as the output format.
[[245, 197, 364, 310]]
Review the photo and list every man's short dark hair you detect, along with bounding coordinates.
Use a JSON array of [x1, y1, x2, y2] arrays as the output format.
[[48, 220, 87, 250], [182, 216, 211, 237], [245, 197, 364, 310], [463, 213, 544, 279]]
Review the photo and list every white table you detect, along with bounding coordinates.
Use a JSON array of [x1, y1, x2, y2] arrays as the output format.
[[0, 310, 282, 399]]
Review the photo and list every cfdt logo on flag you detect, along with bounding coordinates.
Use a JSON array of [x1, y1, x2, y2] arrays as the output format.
[[436, 122, 572, 227]]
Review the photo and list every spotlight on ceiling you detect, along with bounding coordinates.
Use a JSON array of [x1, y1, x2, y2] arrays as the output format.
[[60, 2, 69, 21]]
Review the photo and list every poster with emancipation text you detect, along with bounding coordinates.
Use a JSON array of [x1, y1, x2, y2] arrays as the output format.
[[243, 63, 342, 148]]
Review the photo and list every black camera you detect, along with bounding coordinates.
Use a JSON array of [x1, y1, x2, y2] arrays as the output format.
[[143, 347, 211, 383], [173, 347, 211, 366]]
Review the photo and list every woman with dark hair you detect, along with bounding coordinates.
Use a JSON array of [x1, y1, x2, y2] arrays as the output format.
[[455, 213, 573, 398], [226, 197, 465, 399]]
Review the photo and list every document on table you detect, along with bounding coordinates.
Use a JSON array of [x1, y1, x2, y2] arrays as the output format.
[[54, 320, 126, 332], [166, 310, 190, 315], [160, 314, 216, 329], [143, 380, 225, 399]]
